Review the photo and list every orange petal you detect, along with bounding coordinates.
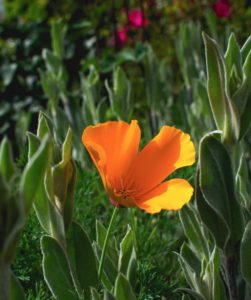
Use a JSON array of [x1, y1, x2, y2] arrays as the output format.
[[130, 126, 195, 193], [136, 178, 193, 214], [83, 141, 107, 186], [82, 121, 140, 188]]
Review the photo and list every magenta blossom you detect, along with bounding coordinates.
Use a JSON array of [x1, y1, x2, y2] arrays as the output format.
[[128, 8, 149, 28], [117, 26, 128, 46], [213, 0, 231, 18]]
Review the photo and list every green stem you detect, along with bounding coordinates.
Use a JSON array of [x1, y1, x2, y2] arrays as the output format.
[[0, 260, 10, 300], [98, 206, 118, 281], [129, 208, 138, 252]]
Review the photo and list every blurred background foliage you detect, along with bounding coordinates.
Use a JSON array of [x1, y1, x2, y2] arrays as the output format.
[[2, 0, 251, 299], [2, 0, 251, 151]]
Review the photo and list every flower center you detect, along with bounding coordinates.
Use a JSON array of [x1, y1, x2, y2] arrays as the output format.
[[108, 177, 137, 207]]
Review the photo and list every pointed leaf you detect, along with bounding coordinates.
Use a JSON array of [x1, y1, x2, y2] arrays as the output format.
[[41, 236, 78, 300], [27, 132, 40, 160], [0, 137, 16, 182], [202, 32, 226, 130], [196, 170, 229, 250], [210, 247, 227, 300], [241, 221, 251, 288], [180, 243, 201, 276], [43, 49, 62, 75], [179, 205, 209, 258], [10, 272, 25, 300], [66, 221, 98, 298], [20, 136, 51, 215], [202, 33, 240, 141], [225, 33, 242, 84], [90, 287, 101, 300], [118, 226, 134, 276], [199, 132, 243, 247], [241, 35, 251, 62], [37, 112, 53, 139], [51, 20, 67, 59], [106, 66, 132, 121], [126, 248, 137, 288], [238, 50, 251, 139], [52, 128, 76, 230], [96, 220, 107, 248], [177, 288, 206, 300], [114, 273, 136, 300], [103, 291, 115, 300], [93, 242, 117, 288], [236, 154, 251, 209]]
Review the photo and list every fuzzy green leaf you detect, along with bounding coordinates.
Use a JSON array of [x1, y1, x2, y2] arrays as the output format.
[[177, 288, 206, 300], [20, 136, 50, 215], [241, 35, 251, 62], [106, 66, 132, 121], [51, 20, 66, 59], [41, 236, 78, 300], [37, 112, 52, 139], [114, 273, 136, 300], [0, 137, 16, 183], [202, 33, 240, 142], [52, 128, 76, 231], [96, 220, 107, 249], [236, 154, 251, 209], [237, 50, 251, 139], [10, 272, 25, 300], [93, 242, 117, 289], [180, 243, 201, 276], [241, 221, 251, 288], [118, 226, 134, 276], [225, 33, 242, 86], [66, 221, 98, 298], [90, 288, 101, 300], [103, 291, 115, 300], [196, 169, 229, 250], [199, 132, 243, 249], [27, 132, 41, 160], [202, 32, 226, 130], [43, 49, 62, 75], [179, 205, 209, 258]]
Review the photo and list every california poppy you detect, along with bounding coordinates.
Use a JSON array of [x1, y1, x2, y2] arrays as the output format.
[[82, 121, 195, 213]]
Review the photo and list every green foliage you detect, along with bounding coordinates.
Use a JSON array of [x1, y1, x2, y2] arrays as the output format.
[[41, 235, 79, 300], [4, 3, 251, 299], [0, 137, 16, 182], [0, 135, 50, 299], [203, 32, 240, 144], [241, 221, 251, 291], [12, 211, 52, 299], [10, 272, 25, 300], [179, 32, 251, 300], [106, 66, 133, 121], [114, 273, 136, 300], [203, 32, 251, 143], [199, 133, 243, 250], [66, 222, 98, 299]]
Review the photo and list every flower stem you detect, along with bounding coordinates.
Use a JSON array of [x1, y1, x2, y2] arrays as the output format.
[[0, 260, 10, 300], [129, 208, 138, 252], [98, 206, 118, 281]]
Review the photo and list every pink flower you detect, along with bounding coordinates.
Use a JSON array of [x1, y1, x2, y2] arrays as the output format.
[[128, 8, 149, 28], [213, 0, 231, 18], [117, 26, 128, 46]]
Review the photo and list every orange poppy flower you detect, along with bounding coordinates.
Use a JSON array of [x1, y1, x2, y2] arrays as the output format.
[[82, 120, 195, 213]]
